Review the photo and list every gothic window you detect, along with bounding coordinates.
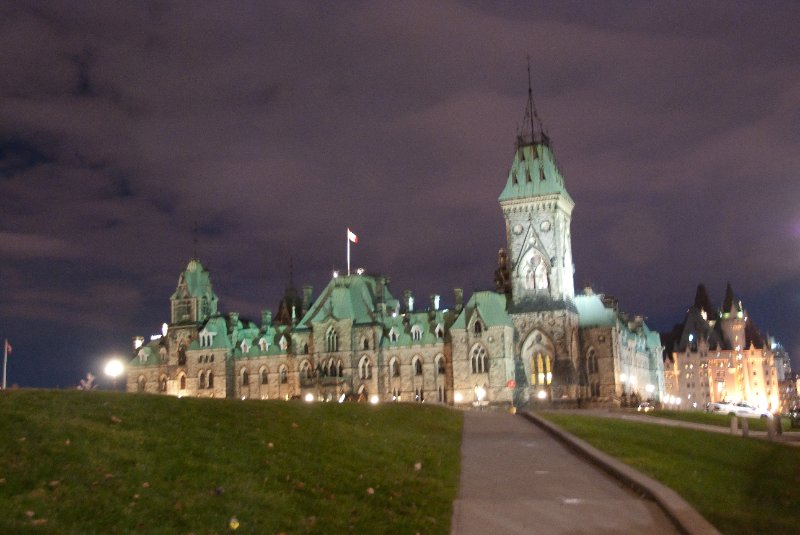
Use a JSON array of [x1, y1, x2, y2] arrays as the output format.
[[392, 387, 401, 401], [389, 328, 398, 342], [410, 325, 422, 342], [471, 345, 488, 374], [179, 374, 186, 390], [336, 359, 344, 377], [279, 335, 289, 351], [300, 360, 313, 379], [208, 372, 214, 388], [303, 343, 308, 354], [390, 357, 400, 378], [260, 368, 268, 385], [241, 368, 249, 386], [532, 353, 552, 385], [241, 340, 250, 353], [159, 375, 167, 392], [137, 376, 146, 392], [199, 371, 206, 389], [414, 387, 424, 402], [359, 356, 372, 380], [178, 345, 187, 366], [435, 354, 445, 375], [473, 321, 483, 337], [413, 356, 423, 376], [363, 337, 369, 350], [512, 172, 518, 185], [525, 168, 532, 183], [437, 385, 446, 403], [197, 355, 202, 364], [587, 348, 597, 374], [435, 325, 444, 340], [326, 327, 339, 352], [279, 365, 288, 384], [259, 337, 269, 352], [210, 354, 214, 363]]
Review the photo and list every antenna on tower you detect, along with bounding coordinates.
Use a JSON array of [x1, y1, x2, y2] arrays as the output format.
[[192, 222, 199, 260], [518, 56, 549, 148]]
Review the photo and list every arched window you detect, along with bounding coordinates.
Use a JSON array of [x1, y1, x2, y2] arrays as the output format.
[[208, 372, 214, 388], [532, 353, 552, 385], [389, 328, 398, 342], [473, 321, 483, 336], [179, 374, 186, 390], [199, 371, 206, 389], [587, 348, 597, 374], [178, 345, 187, 366], [336, 359, 344, 377], [326, 327, 339, 352], [137, 376, 146, 392], [159, 375, 167, 392], [410, 325, 422, 341], [437, 385, 446, 403], [359, 356, 372, 380], [471, 345, 487, 374], [260, 368, 268, 385], [435, 354, 445, 375], [363, 337, 369, 350], [300, 360, 313, 379], [435, 325, 444, 340], [390, 357, 400, 378], [413, 356, 423, 376], [278, 365, 288, 384], [303, 343, 308, 354], [241, 368, 249, 386], [414, 387, 424, 402], [392, 387, 401, 401]]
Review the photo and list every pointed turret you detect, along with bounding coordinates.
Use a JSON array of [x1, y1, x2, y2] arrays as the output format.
[[693, 284, 714, 319], [170, 258, 218, 324], [721, 282, 742, 318]]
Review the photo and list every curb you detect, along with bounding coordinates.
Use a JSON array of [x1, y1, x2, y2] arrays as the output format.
[[519, 410, 721, 535]]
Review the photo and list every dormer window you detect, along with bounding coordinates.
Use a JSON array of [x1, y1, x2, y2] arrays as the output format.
[[138, 349, 147, 363], [279, 335, 289, 351], [410, 325, 422, 342], [259, 337, 269, 352], [241, 340, 250, 353], [389, 328, 399, 343], [435, 324, 444, 340], [199, 328, 216, 348]]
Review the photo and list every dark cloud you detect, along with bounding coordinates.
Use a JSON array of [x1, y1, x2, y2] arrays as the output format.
[[1, 0, 799, 387]]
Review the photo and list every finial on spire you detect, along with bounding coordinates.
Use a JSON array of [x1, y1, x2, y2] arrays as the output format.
[[518, 56, 549, 148], [192, 222, 199, 260]]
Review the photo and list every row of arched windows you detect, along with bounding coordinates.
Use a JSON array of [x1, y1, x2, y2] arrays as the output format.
[[241, 366, 288, 386], [198, 370, 215, 389], [388, 355, 446, 378], [471, 346, 488, 374]]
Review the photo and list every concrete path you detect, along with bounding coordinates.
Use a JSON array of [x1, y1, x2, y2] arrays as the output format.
[[450, 410, 681, 535]]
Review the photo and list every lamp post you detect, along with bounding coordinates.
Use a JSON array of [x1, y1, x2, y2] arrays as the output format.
[[104, 358, 125, 390]]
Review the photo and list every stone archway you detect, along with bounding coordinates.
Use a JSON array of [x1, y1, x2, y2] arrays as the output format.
[[521, 329, 555, 396]]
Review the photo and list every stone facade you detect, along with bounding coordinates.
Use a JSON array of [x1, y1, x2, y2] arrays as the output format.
[[127, 99, 668, 408]]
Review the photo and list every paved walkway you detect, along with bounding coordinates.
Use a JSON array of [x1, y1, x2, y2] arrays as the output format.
[[451, 410, 681, 535]]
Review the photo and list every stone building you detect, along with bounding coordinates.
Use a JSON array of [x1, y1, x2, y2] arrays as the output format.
[[127, 93, 665, 408], [662, 283, 786, 412]]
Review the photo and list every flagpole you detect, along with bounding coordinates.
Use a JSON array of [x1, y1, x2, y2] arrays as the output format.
[[2, 338, 7, 390], [347, 229, 351, 276]]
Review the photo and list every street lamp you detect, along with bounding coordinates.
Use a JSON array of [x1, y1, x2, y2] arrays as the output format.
[[104, 358, 125, 390]]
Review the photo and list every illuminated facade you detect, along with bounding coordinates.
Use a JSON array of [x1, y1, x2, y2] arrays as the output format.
[[662, 284, 786, 412], [126, 94, 666, 408]]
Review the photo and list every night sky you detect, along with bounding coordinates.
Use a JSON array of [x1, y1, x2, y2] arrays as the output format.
[[2, 1, 799, 388]]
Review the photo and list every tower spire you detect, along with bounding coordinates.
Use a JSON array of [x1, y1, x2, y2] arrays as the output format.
[[518, 56, 549, 148], [192, 222, 199, 260]]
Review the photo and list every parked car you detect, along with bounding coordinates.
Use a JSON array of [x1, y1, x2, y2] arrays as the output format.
[[726, 401, 772, 419], [637, 402, 654, 412], [705, 402, 724, 413]]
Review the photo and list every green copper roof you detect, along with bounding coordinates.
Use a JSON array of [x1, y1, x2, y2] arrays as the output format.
[[574, 294, 617, 328], [498, 143, 572, 203], [452, 291, 512, 329], [297, 274, 397, 328], [170, 259, 217, 301]]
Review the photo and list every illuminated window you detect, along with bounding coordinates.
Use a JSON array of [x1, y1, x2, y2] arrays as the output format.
[[410, 325, 422, 341]]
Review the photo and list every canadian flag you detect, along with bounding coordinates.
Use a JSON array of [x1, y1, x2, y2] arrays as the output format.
[[347, 228, 359, 244]]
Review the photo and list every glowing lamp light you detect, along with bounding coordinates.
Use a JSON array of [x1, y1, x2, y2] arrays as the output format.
[[304, 393, 315, 403], [338, 393, 346, 403], [537, 390, 547, 400], [474, 386, 486, 402], [161, 322, 168, 337], [619, 373, 628, 383], [645, 384, 655, 394], [104, 358, 125, 383], [332, 270, 339, 278], [454, 392, 464, 403], [369, 394, 379, 405]]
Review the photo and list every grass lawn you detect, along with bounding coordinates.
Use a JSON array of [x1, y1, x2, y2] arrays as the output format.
[[0, 389, 462, 534], [639, 409, 797, 433], [539, 412, 800, 535]]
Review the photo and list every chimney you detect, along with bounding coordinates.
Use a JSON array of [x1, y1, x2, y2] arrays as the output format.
[[403, 290, 414, 312], [430, 294, 440, 311], [454, 288, 464, 312], [261, 310, 272, 329]]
